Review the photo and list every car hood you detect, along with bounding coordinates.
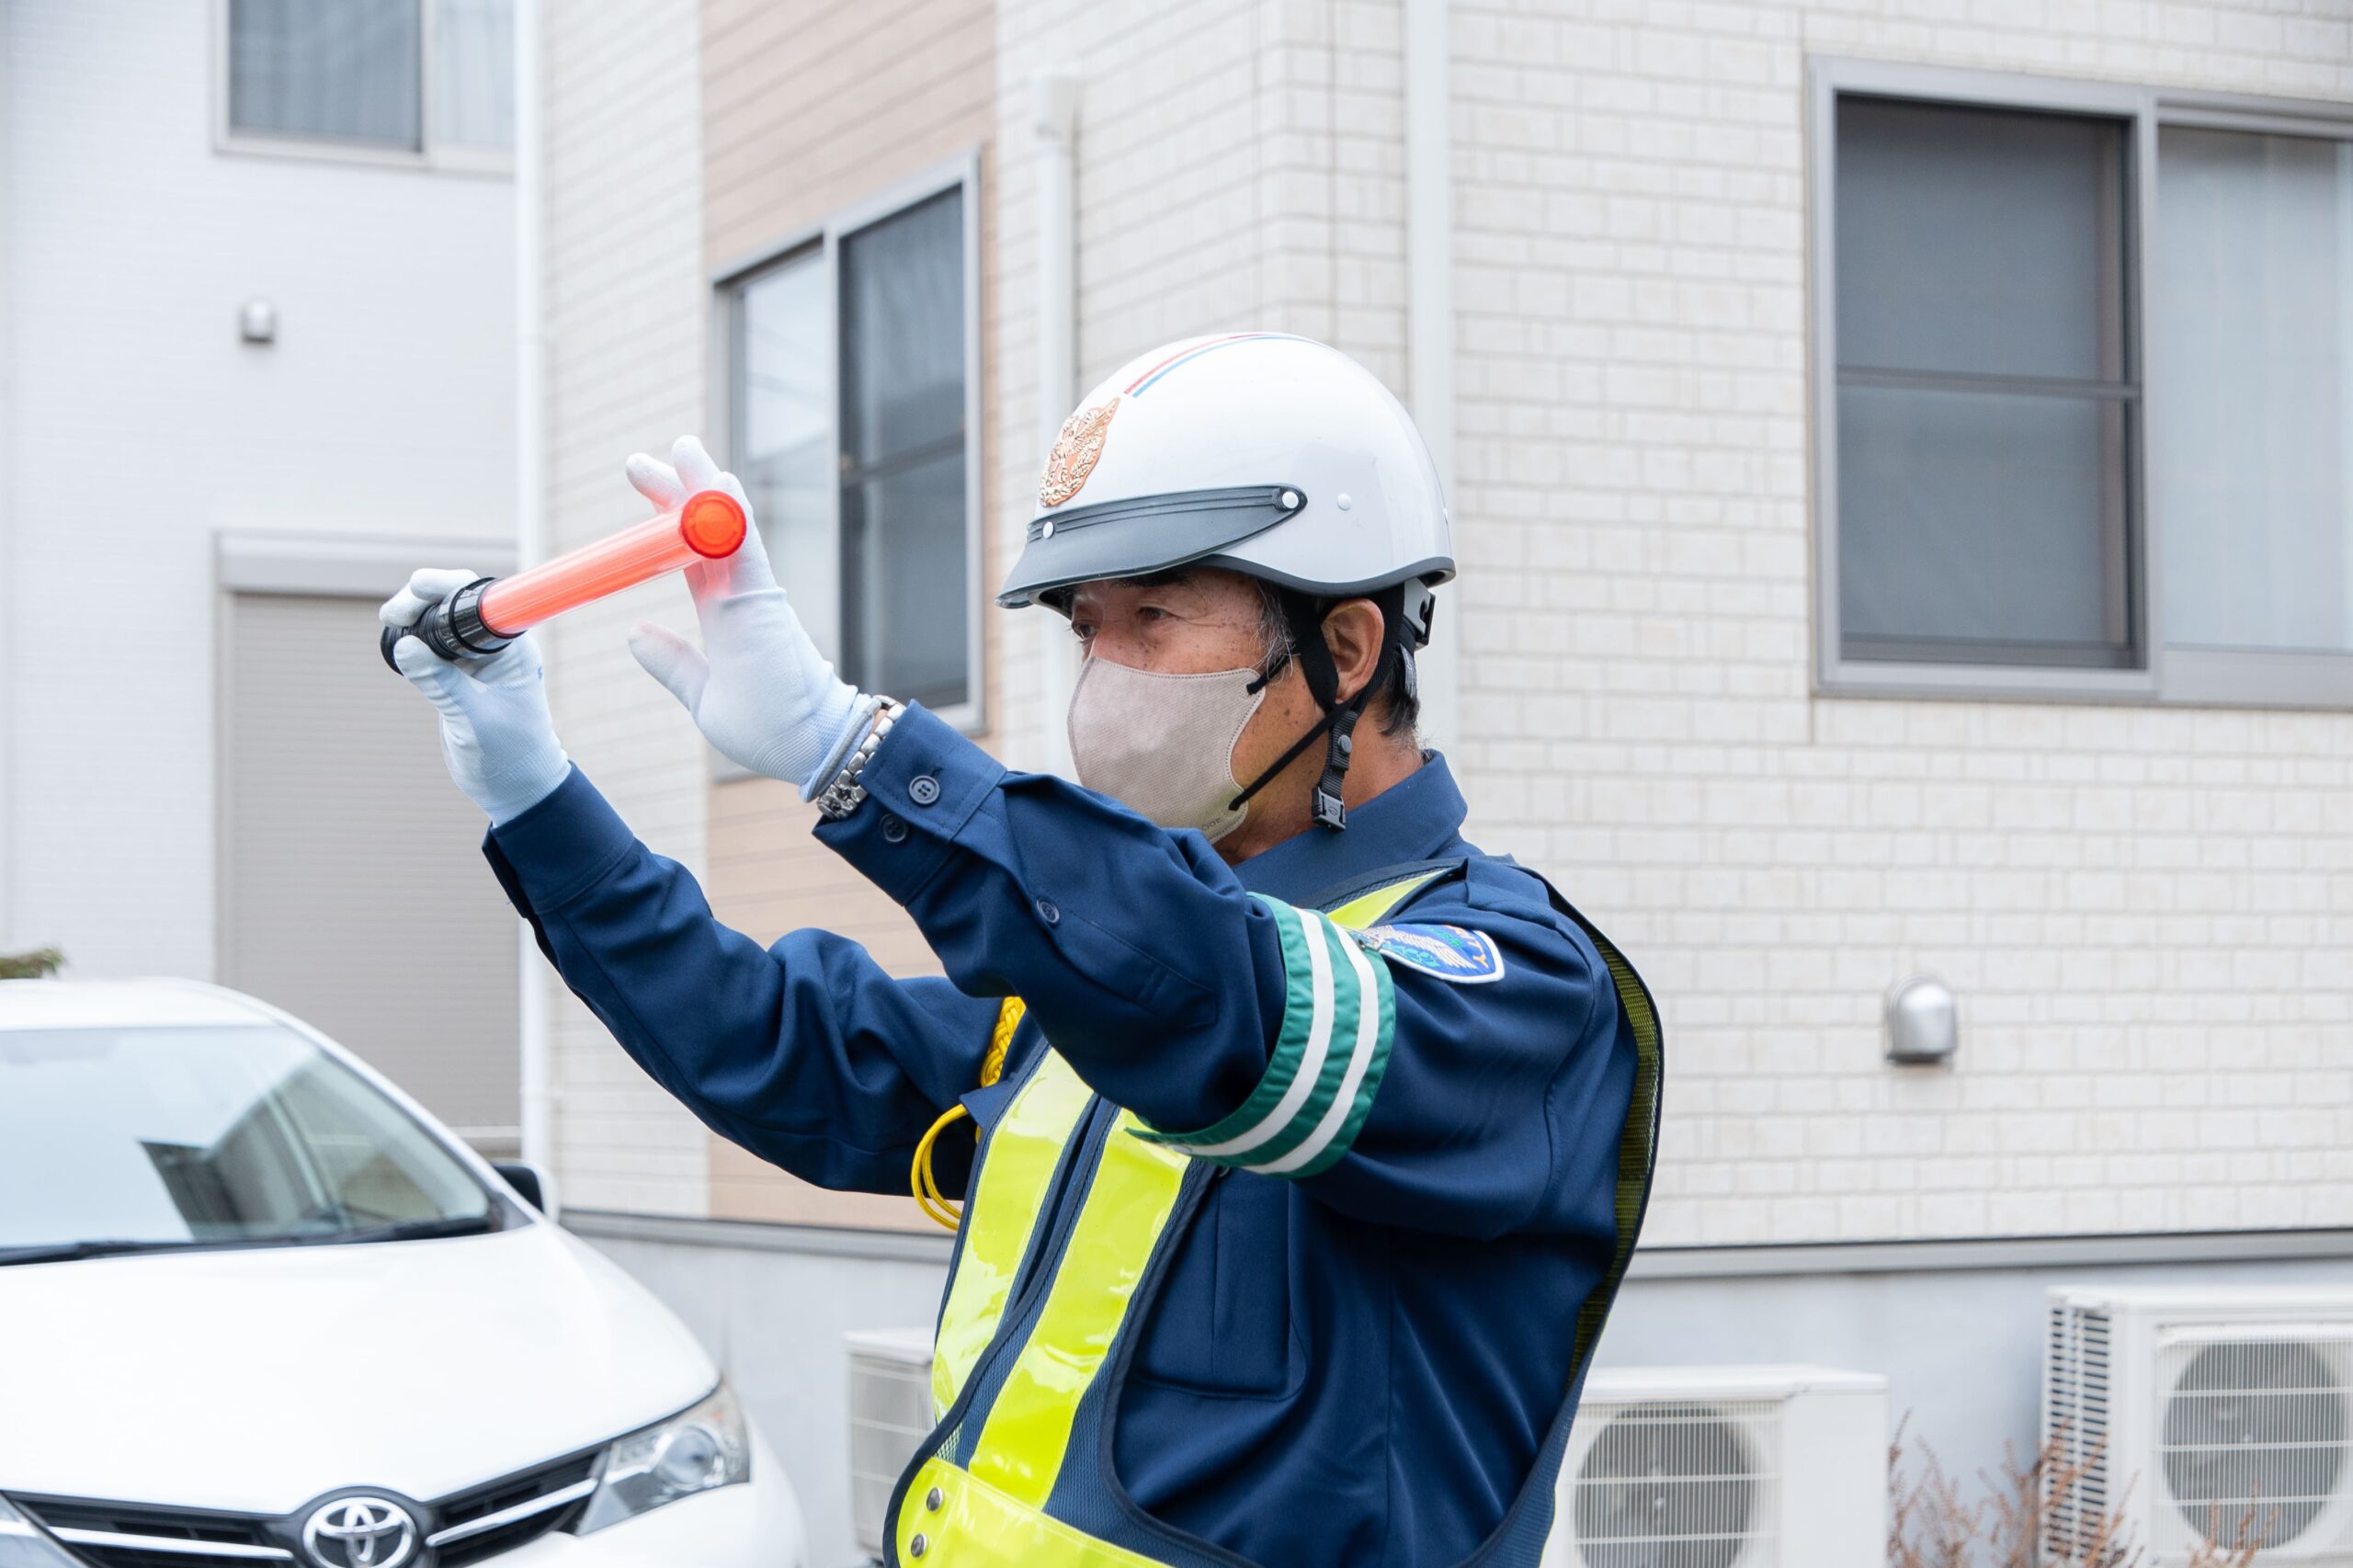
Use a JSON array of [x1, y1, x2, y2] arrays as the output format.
[[0, 1222, 715, 1512]]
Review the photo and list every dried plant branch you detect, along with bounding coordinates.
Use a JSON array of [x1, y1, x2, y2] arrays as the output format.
[[2180, 1499, 2269, 1568], [1891, 1419, 2147, 1568]]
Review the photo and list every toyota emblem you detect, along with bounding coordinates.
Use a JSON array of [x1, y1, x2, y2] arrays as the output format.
[[301, 1495, 418, 1568]]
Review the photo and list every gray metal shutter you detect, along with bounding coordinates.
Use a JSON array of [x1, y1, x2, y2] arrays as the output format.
[[222, 592, 520, 1142]]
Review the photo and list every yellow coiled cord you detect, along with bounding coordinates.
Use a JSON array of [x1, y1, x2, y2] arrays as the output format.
[[912, 997, 1026, 1231]]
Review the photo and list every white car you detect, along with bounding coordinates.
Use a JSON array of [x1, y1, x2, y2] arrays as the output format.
[[0, 979, 805, 1568]]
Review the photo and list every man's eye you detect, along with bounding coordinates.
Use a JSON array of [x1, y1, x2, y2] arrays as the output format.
[[1070, 621, 1096, 642], [1137, 605, 1169, 622]]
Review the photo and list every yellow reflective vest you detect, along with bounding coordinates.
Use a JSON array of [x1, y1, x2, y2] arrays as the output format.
[[888, 865, 1663, 1568]]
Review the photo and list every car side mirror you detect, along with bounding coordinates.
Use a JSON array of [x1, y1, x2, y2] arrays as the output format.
[[493, 1160, 558, 1221]]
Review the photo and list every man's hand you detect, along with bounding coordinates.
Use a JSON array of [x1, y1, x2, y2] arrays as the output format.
[[381, 570, 573, 825], [622, 436, 870, 791]]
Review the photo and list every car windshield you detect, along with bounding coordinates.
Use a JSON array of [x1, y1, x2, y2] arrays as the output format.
[[0, 1023, 498, 1256]]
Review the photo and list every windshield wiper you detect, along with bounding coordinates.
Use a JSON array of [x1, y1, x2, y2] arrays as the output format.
[[332, 1213, 498, 1245], [0, 1213, 498, 1266], [0, 1238, 216, 1267]]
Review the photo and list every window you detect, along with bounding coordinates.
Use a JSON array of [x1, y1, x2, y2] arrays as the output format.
[[2153, 129, 2353, 664], [722, 165, 980, 723], [1834, 98, 2134, 670], [0, 1024, 497, 1254], [1812, 62, 2353, 706], [221, 0, 514, 164]]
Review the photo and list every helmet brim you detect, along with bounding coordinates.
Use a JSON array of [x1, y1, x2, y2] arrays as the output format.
[[996, 485, 1305, 609]]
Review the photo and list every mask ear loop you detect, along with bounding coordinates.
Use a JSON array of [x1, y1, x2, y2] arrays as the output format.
[[1245, 647, 1291, 697]]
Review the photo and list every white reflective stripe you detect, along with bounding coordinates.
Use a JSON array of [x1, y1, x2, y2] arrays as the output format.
[[1183, 901, 1339, 1159], [1259, 916, 1386, 1175]]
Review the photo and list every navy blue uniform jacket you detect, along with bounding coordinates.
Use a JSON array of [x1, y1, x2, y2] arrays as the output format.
[[483, 705, 1634, 1568]]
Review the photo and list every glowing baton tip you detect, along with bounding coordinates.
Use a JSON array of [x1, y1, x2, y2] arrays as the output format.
[[680, 490, 748, 558]]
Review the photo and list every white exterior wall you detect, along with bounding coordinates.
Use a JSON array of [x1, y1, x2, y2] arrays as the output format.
[[0, 1, 513, 975], [984, 0, 2353, 1252], [544, 0, 2352, 1243], [536, 0, 718, 1215], [1444, 0, 2353, 1246], [992, 0, 1413, 763]]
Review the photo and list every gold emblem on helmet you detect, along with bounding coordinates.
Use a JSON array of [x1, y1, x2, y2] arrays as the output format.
[[1039, 398, 1118, 508]]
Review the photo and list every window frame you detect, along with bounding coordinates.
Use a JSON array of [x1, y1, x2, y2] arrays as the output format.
[[211, 0, 515, 175], [1808, 58, 2353, 710], [710, 152, 987, 745]]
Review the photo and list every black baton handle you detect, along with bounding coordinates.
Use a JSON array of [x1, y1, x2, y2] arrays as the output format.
[[379, 577, 512, 672]]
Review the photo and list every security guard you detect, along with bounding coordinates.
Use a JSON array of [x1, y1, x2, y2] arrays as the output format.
[[386, 334, 1660, 1568]]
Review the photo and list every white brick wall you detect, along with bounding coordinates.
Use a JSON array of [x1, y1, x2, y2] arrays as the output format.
[[538, 0, 716, 1214], [1442, 0, 2353, 1244], [993, 0, 1413, 763], [985, 0, 2353, 1249]]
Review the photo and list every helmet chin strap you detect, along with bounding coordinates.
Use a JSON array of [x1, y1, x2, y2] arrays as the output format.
[[1227, 585, 1412, 831]]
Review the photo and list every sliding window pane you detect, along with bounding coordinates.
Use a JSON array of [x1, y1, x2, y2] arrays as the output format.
[[431, 0, 516, 151], [837, 187, 968, 708], [229, 0, 422, 149], [1833, 96, 2137, 668], [734, 250, 838, 661], [2154, 128, 2353, 655], [839, 192, 967, 468], [1838, 98, 2125, 381], [842, 450, 969, 710], [1839, 385, 2126, 661]]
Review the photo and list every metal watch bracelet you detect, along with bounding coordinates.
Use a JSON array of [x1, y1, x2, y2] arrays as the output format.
[[814, 699, 904, 820]]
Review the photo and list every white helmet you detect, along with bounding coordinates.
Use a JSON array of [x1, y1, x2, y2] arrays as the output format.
[[998, 332, 1452, 612], [1001, 334, 1453, 830]]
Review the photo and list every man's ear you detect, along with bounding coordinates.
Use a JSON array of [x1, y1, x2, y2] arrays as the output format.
[[1322, 598, 1387, 704]]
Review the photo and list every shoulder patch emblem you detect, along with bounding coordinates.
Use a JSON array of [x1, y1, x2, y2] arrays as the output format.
[[1039, 397, 1118, 507], [1351, 923, 1506, 984]]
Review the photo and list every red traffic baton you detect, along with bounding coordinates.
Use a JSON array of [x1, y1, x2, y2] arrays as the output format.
[[381, 490, 747, 670]]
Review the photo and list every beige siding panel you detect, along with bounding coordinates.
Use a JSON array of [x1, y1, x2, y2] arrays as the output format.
[[539, 0, 719, 1214], [710, 1137, 943, 1233], [699, 0, 998, 1223], [703, 778, 948, 1229], [702, 0, 996, 262]]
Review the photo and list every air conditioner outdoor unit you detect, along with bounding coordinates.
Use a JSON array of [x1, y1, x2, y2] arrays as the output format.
[[2045, 1285, 2353, 1565], [845, 1326, 936, 1562], [1543, 1364, 1888, 1568]]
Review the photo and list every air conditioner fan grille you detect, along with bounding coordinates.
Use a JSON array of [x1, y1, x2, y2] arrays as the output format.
[[2161, 1337, 2349, 1549], [1574, 1401, 1778, 1568]]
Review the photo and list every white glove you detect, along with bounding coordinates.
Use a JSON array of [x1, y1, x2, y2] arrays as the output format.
[[381, 569, 573, 825], [623, 436, 872, 792]]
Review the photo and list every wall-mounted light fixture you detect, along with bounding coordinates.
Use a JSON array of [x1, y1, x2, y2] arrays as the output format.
[[1884, 975, 1957, 1065]]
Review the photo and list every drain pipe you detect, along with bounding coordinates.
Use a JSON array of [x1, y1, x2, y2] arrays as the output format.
[[1403, 0, 1460, 748], [513, 0, 553, 1172], [1030, 68, 1081, 778]]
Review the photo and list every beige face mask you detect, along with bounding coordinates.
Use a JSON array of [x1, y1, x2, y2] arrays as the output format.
[[1066, 655, 1267, 844]]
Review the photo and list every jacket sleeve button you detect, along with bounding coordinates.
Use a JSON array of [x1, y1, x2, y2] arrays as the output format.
[[909, 1532, 928, 1558], [926, 1485, 945, 1512], [1034, 896, 1061, 926], [909, 774, 942, 806], [881, 814, 910, 845]]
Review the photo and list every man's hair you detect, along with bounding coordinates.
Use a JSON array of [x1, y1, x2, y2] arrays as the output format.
[[1251, 579, 1419, 740]]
